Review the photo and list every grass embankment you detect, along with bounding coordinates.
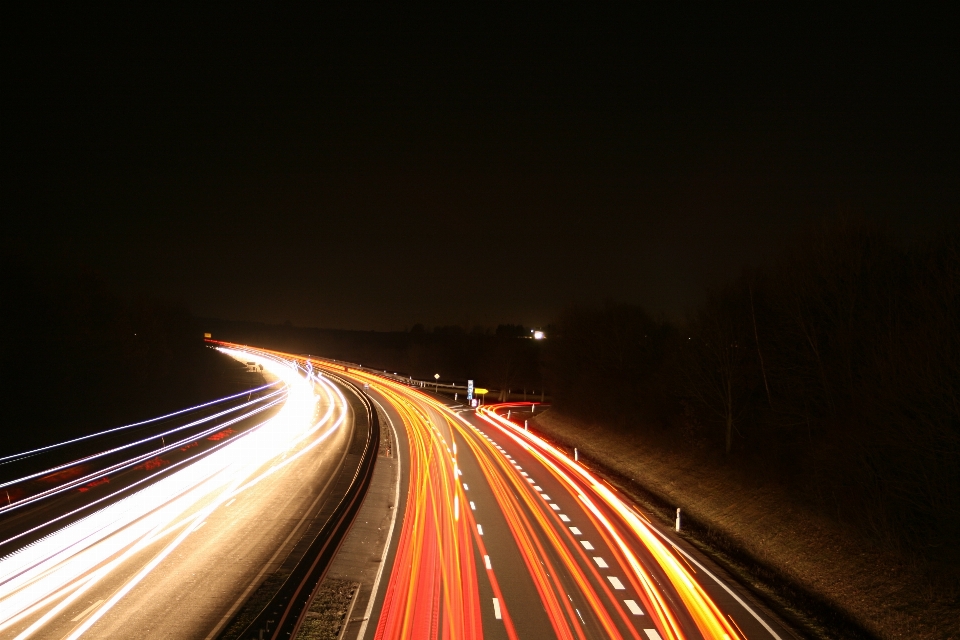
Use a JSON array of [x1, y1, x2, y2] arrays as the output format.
[[531, 409, 959, 640]]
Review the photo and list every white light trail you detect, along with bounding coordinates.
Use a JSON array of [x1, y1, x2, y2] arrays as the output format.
[[0, 348, 347, 638]]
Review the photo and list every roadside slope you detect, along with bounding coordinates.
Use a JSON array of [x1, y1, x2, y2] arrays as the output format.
[[531, 409, 958, 640]]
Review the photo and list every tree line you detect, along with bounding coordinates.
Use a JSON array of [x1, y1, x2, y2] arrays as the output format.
[[546, 222, 960, 570], [204, 318, 546, 401], [0, 261, 252, 457]]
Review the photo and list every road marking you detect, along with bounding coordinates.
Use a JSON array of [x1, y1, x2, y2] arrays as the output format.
[[463, 483, 469, 490], [72, 599, 104, 622], [559, 514, 570, 522], [225, 498, 236, 507], [525, 478, 535, 484], [484, 555, 492, 569], [581, 540, 594, 550], [593, 557, 608, 568], [644, 630, 664, 640], [492, 598, 502, 620], [520, 472, 529, 476], [643, 517, 785, 640], [477, 524, 484, 535], [540, 494, 551, 500], [608, 576, 626, 590], [470, 501, 476, 510], [533, 485, 542, 491], [195, 521, 207, 530], [570, 526, 581, 535], [549, 504, 561, 511], [624, 600, 644, 615]]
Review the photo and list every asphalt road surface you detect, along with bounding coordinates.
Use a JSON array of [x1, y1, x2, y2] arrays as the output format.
[[325, 364, 797, 640], [0, 348, 357, 640]]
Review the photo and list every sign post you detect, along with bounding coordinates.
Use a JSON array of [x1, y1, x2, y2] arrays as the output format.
[[467, 380, 474, 402]]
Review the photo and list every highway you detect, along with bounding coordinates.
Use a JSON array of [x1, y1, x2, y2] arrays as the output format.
[[0, 347, 357, 639], [311, 360, 797, 640], [1, 341, 796, 639]]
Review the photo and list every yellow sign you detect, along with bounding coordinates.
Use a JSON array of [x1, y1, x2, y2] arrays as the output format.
[[203, 333, 212, 339], [474, 388, 489, 395]]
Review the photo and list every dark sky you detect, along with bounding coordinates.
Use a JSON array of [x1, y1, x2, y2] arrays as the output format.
[[4, 6, 957, 330]]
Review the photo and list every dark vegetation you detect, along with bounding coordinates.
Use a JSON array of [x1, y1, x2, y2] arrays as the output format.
[[547, 221, 960, 578], [0, 261, 254, 457], [203, 319, 546, 401]]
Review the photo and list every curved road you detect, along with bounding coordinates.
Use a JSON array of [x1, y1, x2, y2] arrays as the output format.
[[0, 348, 357, 639], [315, 358, 797, 640]]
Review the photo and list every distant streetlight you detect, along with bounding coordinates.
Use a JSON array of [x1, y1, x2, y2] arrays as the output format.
[[434, 373, 440, 393], [533, 330, 545, 340]]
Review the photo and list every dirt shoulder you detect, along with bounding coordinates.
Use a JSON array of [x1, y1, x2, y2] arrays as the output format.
[[531, 409, 958, 640]]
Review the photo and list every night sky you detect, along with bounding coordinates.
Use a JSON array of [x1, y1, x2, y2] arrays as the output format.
[[5, 6, 957, 330]]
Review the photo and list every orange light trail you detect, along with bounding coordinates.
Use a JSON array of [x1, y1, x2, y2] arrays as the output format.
[[479, 403, 741, 640], [210, 343, 749, 640]]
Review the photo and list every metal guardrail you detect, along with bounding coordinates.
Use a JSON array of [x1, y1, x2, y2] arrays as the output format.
[[225, 373, 380, 640]]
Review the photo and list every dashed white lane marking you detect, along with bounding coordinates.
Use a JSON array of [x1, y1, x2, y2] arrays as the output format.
[[526, 478, 535, 484], [549, 504, 561, 511], [608, 576, 626, 590], [195, 521, 207, 530], [581, 540, 595, 550], [458, 468, 463, 476], [643, 630, 664, 640], [521, 472, 529, 476], [493, 597, 502, 620], [470, 501, 476, 510], [624, 600, 644, 615], [593, 557, 609, 568], [72, 599, 105, 621], [225, 498, 236, 507], [478, 524, 484, 535], [559, 514, 571, 522], [533, 485, 543, 491], [463, 483, 469, 490], [570, 526, 582, 535], [540, 494, 551, 500], [484, 555, 492, 570]]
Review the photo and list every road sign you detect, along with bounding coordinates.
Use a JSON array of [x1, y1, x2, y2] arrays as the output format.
[[474, 388, 488, 395], [467, 380, 474, 401]]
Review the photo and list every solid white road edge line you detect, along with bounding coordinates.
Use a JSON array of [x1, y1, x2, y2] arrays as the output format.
[[645, 518, 784, 640]]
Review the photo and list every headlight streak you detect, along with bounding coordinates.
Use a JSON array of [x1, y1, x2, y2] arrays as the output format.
[[0, 348, 348, 639], [0, 404, 281, 554], [0, 380, 284, 466], [0, 390, 288, 514], [479, 405, 740, 640]]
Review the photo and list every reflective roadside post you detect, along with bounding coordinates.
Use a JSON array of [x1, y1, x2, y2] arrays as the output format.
[[676, 508, 681, 532], [434, 373, 440, 393]]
